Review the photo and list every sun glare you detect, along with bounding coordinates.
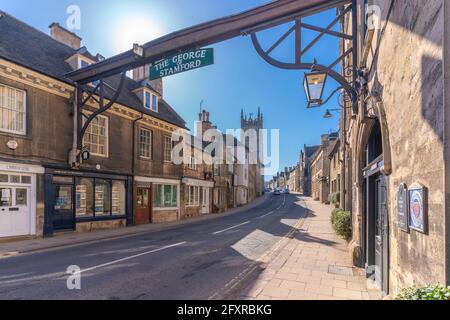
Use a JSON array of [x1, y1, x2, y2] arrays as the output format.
[[115, 16, 164, 53]]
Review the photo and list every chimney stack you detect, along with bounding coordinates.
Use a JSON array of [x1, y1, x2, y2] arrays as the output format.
[[49, 23, 81, 50]]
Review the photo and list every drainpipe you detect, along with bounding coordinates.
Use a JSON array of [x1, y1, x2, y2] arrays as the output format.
[[132, 113, 144, 175], [130, 113, 144, 227]]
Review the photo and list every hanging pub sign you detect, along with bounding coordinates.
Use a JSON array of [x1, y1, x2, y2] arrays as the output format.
[[397, 183, 409, 232], [409, 183, 428, 234], [150, 48, 214, 80]]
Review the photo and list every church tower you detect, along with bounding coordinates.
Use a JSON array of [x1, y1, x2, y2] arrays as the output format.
[[241, 108, 264, 197]]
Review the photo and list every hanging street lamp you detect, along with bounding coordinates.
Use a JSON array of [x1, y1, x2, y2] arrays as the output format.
[[303, 71, 327, 108]]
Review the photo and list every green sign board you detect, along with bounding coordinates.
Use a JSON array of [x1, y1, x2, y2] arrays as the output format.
[[150, 48, 214, 80]]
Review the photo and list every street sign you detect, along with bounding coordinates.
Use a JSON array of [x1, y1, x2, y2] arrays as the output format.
[[397, 183, 409, 232], [150, 48, 214, 80]]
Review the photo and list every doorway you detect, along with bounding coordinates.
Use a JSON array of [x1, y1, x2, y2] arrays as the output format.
[[135, 187, 152, 224], [362, 120, 389, 296], [201, 187, 210, 215], [53, 184, 75, 231], [0, 186, 31, 237]]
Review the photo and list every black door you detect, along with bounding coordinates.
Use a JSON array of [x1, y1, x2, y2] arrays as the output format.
[[375, 175, 389, 294], [53, 184, 75, 231]]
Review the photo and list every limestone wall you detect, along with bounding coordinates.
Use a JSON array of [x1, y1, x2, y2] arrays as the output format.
[[350, 0, 446, 294]]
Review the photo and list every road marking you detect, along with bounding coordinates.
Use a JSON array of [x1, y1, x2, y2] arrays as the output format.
[[76, 242, 187, 275], [213, 221, 250, 235], [258, 195, 286, 218]]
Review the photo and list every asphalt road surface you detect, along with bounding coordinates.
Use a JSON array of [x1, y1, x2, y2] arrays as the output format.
[[0, 194, 307, 300]]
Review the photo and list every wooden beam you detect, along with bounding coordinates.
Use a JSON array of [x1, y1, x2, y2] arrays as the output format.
[[66, 0, 350, 84]]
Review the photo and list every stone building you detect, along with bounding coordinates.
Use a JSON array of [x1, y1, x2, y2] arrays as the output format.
[[339, 0, 450, 296], [286, 166, 299, 192], [298, 145, 320, 196], [327, 138, 341, 201], [309, 133, 338, 202], [0, 12, 187, 237]]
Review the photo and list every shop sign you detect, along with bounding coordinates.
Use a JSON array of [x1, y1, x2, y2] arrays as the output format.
[[397, 183, 409, 232], [409, 183, 428, 234], [150, 48, 214, 80]]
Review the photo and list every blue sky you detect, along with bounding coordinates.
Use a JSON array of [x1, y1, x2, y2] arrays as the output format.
[[0, 0, 341, 176]]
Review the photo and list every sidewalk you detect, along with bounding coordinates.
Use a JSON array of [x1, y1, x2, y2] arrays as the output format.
[[239, 197, 381, 300], [0, 194, 269, 258]]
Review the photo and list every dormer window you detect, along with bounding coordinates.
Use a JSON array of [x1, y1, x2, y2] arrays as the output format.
[[144, 90, 158, 112]]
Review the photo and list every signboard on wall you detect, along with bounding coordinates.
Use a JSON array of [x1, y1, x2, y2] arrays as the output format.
[[150, 48, 214, 80], [409, 184, 428, 234], [397, 183, 409, 232]]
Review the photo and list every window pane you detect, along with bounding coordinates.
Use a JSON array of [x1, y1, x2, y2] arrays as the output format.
[[112, 181, 126, 215], [16, 188, 28, 206], [76, 178, 94, 217], [172, 186, 178, 207], [145, 92, 151, 109], [164, 185, 172, 207], [152, 94, 158, 111], [55, 186, 72, 210], [95, 179, 111, 216], [0, 188, 12, 207], [21, 176, 31, 184], [0, 174, 8, 183], [0, 85, 26, 135], [83, 115, 108, 157], [155, 184, 163, 207]]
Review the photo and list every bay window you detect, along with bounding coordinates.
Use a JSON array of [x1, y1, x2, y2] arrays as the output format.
[[0, 84, 26, 135]]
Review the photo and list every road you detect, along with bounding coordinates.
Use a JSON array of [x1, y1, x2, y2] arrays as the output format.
[[0, 194, 307, 300]]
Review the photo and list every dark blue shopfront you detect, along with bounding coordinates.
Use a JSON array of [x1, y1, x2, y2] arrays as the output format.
[[43, 168, 133, 237]]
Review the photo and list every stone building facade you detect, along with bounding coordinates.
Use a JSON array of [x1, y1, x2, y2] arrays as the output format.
[[298, 145, 320, 196], [339, 0, 450, 296]]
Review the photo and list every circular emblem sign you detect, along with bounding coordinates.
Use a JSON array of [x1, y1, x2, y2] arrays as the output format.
[[7, 140, 18, 150], [409, 185, 427, 233]]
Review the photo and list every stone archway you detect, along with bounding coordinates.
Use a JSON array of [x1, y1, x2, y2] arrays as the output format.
[[350, 93, 392, 296]]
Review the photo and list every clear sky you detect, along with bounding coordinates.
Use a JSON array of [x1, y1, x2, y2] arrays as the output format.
[[0, 0, 341, 177]]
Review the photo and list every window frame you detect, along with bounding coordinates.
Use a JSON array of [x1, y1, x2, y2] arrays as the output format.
[[144, 90, 159, 112], [139, 127, 153, 160], [0, 83, 27, 136], [153, 184, 178, 209], [186, 185, 200, 207], [83, 113, 109, 158], [163, 135, 172, 162]]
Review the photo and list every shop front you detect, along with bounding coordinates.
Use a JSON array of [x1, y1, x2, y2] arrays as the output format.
[[0, 161, 43, 238], [181, 177, 214, 219], [43, 168, 133, 237], [134, 177, 180, 224]]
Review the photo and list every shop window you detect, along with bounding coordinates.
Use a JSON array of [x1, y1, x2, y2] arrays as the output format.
[[15, 188, 27, 206], [76, 178, 94, 217], [55, 186, 73, 210], [95, 179, 111, 216], [186, 185, 200, 206], [112, 181, 126, 216], [154, 184, 177, 208], [0, 83, 26, 135], [0, 188, 12, 207]]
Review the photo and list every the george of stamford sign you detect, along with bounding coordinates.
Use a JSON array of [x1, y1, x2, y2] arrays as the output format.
[[150, 48, 214, 80]]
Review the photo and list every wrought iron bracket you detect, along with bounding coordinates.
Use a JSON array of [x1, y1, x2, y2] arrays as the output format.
[[249, 0, 361, 113], [72, 72, 126, 167]]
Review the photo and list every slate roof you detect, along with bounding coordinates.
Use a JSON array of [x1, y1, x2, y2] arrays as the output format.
[[305, 145, 320, 159], [0, 10, 186, 129]]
